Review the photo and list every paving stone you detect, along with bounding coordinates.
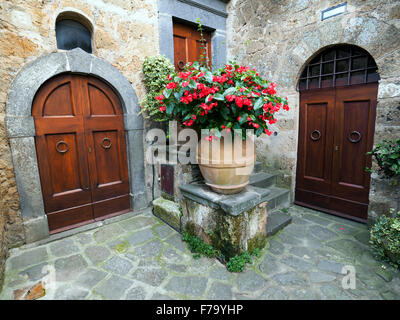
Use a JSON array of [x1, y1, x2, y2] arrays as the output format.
[[267, 239, 285, 255], [209, 266, 232, 281], [272, 272, 307, 286], [188, 257, 217, 276], [288, 246, 316, 261], [328, 223, 362, 236], [84, 245, 111, 265], [326, 239, 365, 259], [94, 224, 125, 243], [102, 256, 132, 275], [258, 255, 282, 275], [151, 292, 175, 300], [49, 238, 79, 257], [10, 247, 48, 270], [280, 255, 314, 272], [165, 276, 208, 297], [161, 246, 184, 263], [165, 233, 187, 252], [317, 259, 346, 274], [120, 216, 155, 231], [284, 224, 307, 237], [107, 240, 130, 254], [19, 262, 49, 281], [130, 268, 168, 287], [126, 228, 155, 246], [54, 285, 89, 300], [153, 224, 174, 239], [375, 268, 393, 282], [380, 290, 399, 300], [207, 282, 233, 300], [74, 233, 94, 246], [309, 271, 337, 283], [94, 275, 133, 300], [276, 232, 303, 246], [320, 284, 351, 300], [54, 254, 88, 281], [308, 225, 338, 241], [301, 213, 332, 226], [354, 230, 370, 245], [259, 286, 289, 300], [76, 269, 107, 289], [237, 270, 267, 292], [126, 286, 147, 300], [134, 240, 163, 258], [167, 263, 187, 273], [291, 288, 318, 300]]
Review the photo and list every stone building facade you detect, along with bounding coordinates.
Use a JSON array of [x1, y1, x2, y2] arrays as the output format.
[[227, 0, 400, 222], [0, 0, 398, 290]]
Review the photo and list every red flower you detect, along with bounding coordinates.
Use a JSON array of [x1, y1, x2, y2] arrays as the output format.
[[155, 94, 164, 102], [166, 82, 177, 89]]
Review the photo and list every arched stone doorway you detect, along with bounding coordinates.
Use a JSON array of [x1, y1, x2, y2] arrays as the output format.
[[5, 48, 147, 242], [294, 45, 380, 222]]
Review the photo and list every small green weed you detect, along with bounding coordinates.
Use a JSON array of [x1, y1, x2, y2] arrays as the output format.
[[182, 231, 217, 259]]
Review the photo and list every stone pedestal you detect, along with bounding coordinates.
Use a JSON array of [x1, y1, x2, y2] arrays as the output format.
[[180, 183, 269, 260]]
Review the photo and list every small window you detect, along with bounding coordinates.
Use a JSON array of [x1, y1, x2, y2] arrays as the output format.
[[56, 19, 92, 53]]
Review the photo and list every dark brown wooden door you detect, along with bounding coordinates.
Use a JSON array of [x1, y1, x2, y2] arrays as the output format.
[[33, 74, 130, 233], [173, 21, 212, 71], [295, 83, 378, 222]]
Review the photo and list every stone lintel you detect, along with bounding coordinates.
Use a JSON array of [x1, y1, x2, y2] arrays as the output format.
[[180, 183, 270, 216]]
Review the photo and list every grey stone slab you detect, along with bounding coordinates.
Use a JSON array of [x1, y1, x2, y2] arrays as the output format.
[[207, 282, 233, 300], [259, 286, 289, 300], [151, 292, 175, 300], [120, 216, 155, 231], [130, 268, 168, 287], [165, 233, 187, 252], [55, 254, 88, 282], [320, 285, 352, 300], [10, 247, 48, 270], [93, 224, 125, 243], [267, 239, 285, 255], [165, 276, 208, 297], [309, 272, 337, 283], [74, 233, 94, 246], [280, 255, 314, 272], [317, 260, 346, 275], [126, 228, 155, 246], [288, 246, 316, 261], [19, 262, 49, 281], [134, 240, 163, 258], [84, 245, 111, 265], [126, 286, 147, 300], [326, 239, 365, 258], [209, 266, 232, 281], [94, 275, 133, 300], [76, 268, 108, 290], [308, 225, 339, 241], [259, 255, 281, 275], [301, 213, 333, 226], [166, 263, 188, 273], [49, 238, 79, 257], [153, 224, 174, 239], [291, 288, 318, 300], [102, 256, 133, 275], [237, 270, 267, 292], [272, 272, 307, 286], [266, 211, 292, 236], [5, 115, 35, 138], [54, 285, 89, 300], [161, 246, 184, 263]]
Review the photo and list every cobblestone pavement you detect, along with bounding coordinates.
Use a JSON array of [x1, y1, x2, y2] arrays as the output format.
[[1, 205, 399, 300]]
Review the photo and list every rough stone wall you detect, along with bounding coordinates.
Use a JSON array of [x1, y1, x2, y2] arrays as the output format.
[[227, 0, 400, 218], [0, 0, 159, 258]]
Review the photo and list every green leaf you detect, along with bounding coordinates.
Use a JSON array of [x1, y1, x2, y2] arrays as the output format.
[[166, 102, 174, 115], [163, 88, 172, 99], [253, 97, 263, 110], [205, 71, 213, 82], [256, 127, 264, 137], [213, 93, 225, 101], [223, 87, 236, 97], [189, 79, 197, 89], [239, 114, 248, 124]]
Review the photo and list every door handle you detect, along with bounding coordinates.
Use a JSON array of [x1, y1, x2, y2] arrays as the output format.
[[89, 147, 92, 153], [335, 145, 339, 151]]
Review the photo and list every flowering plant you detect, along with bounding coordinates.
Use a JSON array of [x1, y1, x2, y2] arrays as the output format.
[[155, 61, 289, 140]]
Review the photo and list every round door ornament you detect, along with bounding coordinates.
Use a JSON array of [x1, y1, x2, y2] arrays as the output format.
[[310, 130, 321, 141], [101, 137, 112, 149], [55, 141, 69, 153], [177, 60, 185, 70], [348, 131, 362, 143]]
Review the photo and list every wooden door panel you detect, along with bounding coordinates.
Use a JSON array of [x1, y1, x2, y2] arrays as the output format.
[[33, 74, 131, 233], [296, 89, 335, 196], [173, 21, 212, 71]]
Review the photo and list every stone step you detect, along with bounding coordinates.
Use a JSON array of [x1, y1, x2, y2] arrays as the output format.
[[254, 161, 263, 173], [266, 209, 292, 236], [264, 186, 291, 212], [249, 172, 277, 189]]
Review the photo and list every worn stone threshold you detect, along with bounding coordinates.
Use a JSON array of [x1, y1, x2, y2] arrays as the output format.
[[19, 207, 152, 250]]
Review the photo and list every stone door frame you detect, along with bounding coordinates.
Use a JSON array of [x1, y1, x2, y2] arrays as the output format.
[[5, 48, 147, 243]]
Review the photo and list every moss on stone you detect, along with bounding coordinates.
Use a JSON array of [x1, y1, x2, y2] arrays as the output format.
[[247, 233, 267, 254], [153, 197, 181, 230]]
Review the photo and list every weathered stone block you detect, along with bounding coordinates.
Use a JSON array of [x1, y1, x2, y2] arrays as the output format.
[[152, 197, 181, 230]]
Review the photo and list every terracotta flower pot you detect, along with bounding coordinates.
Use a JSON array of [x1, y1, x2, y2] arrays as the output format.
[[197, 137, 255, 194]]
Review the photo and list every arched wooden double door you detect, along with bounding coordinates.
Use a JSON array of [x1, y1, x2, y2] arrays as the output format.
[[33, 74, 131, 233], [295, 45, 380, 222]]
